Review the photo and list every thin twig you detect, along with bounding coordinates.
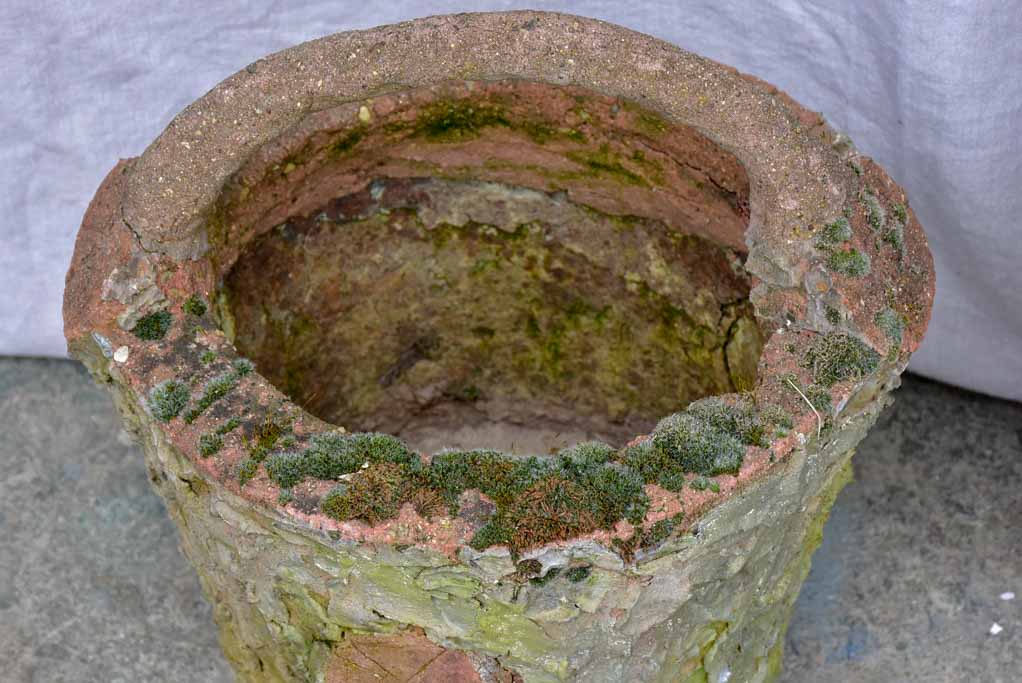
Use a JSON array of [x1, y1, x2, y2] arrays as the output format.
[[786, 377, 822, 439]]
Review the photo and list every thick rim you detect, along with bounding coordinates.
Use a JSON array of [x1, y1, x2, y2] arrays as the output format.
[[64, 10, 933, 559]]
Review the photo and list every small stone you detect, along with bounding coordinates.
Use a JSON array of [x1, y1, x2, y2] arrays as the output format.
[[113, 346, 130, 363], [358, 105, 372, 123], [1000, 592, 1015, 601], [990, 622, 1004, 635]]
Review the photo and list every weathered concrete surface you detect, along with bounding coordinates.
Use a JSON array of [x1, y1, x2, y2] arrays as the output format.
[[59, 11, 935, 680], [1, 359, 1019, 682]]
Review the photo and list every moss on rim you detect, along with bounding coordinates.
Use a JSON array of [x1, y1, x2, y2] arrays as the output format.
[[242, 393, 792, 551], [131, 310, 173, 340], [801, 332, 881, 387]]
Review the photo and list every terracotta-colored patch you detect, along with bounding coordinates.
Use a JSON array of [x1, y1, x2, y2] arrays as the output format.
[[325, 629, 509, 682]]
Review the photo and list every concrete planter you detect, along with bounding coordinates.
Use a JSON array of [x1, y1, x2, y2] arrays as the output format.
[[64, 11, 933, 682]]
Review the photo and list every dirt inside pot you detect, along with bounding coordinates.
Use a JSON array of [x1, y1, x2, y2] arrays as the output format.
[[215, 80, 761, 455]]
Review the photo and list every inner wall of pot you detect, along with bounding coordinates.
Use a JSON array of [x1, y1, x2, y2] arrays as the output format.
[[216, 80, 761, 455]]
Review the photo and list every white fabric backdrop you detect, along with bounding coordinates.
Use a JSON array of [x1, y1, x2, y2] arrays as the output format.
[[2, 1, 1020, 401]]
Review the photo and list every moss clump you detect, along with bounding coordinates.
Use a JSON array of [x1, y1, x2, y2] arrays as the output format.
[[650, 413, 745, 478], [566, 144, 648, 186], [199, 350, 217, 365], [305, 432, 417, 480], [565, 566, 591, 583], [427, 443, 646, 551], [690, 476, 720, 493], [801, 332, 881, 387], [875, 308, 904, 345], [427, 449, 547, 511], [816, 217, 853, 247], [198, 433, 223, 458], [183, 296, 207, 316], [320, 463, 411, 525], [328, 125, 366, 157], [237, 458, 259, 487], [686, 397, 768, 448], [265, 432, 417, 489], [825, 305, 842, 325], [147, 380, 190, 422], [131, 310, 172, 340], [826, 248, 871, 277], [183, 371, 239, 424], [470, 521, 514, 551], [232, 358, 254, 376], [218, 417, 241, 434], [248, 414, 292, 462], [640, 512, 687, 548], [265, 451, 306, 489], [883, 203, 907, 252], [761, 404, 794, 433], [414, 100, 511, 142], [862, 190, 886, 232], [278, 489, 295, 506]]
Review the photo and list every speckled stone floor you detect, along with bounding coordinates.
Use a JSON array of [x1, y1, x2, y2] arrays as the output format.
[[0, 358, 1018, 682]]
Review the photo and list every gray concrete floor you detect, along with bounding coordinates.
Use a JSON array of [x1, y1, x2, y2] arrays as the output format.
[[0, 358, 1018, 682]]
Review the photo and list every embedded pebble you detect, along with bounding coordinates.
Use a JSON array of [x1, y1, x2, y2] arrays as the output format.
[[113, 346, 130, 363]]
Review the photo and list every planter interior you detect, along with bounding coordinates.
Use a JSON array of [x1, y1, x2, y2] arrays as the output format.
[[221, 81, 761, 456]]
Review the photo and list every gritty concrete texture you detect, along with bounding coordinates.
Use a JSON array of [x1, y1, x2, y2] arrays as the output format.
[[0, 357, 1018, 681]]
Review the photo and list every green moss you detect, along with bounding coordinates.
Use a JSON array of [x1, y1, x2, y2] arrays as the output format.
[[806, 384, 833, 414], [414, 100, 510, 142], [530, 567, 562, 586], [427, 449, 548, 510], [690, 476, 720, 493], [761, 404, 794, 433], [565, 565, 591, 583], [650, 413, 745, 478], [875, 307, 904, 345], [183, 295, 207, 316], [862, 190, 886, 232], [249, 414, 291, 462], [131, 310, 172, 340], [801, 332, 881, 387], [238, 458, 259, 487], [199, 350, 217, 365], [816, 217, 853, 247], [566, 144, 648, 186], [278, 488, 295, 506], [883, 203, 906, 252], [198, 432, 223, 458], [470, 521, 514, 551], [183, 371, 239, 424], [320, 463, 411, 525], [232, 358, 254, 376], [328, 125, 366, 157], [265, 451, 306, 488], [147, 380, 190, 422], [217, 417, 241, 435], [826, 248, 871, 277], [640, 512, 687, 548], [825, 305, 842, 325], [686, 396, 768, 448]]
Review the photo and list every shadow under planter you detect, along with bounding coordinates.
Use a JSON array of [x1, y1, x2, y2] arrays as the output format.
[[63, 11, 933, 683]]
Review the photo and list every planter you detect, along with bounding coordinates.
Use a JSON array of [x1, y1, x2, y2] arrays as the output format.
[[63, 11, 933, 683]]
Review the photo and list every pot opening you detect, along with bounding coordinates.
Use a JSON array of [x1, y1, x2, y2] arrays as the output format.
[[214, 80, 760, 455]]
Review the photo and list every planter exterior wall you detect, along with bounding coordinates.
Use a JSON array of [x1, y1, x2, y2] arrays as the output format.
[[64, 11, 933, 683]]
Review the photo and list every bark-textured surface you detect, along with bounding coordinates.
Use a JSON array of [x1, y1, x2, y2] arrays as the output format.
[[61, 11, 933, 681]]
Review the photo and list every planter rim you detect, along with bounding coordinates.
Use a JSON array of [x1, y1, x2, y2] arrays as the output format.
[[63, 10, 934, 560]]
